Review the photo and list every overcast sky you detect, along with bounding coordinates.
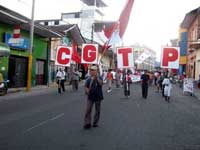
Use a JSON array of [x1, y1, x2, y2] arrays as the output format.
[[1, 0, 200, 60]]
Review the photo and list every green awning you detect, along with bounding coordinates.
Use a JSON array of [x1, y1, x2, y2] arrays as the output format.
[[0, 43, 10, 57]]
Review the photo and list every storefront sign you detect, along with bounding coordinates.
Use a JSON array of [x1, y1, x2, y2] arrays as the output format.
[[4, 33, 30, 50]]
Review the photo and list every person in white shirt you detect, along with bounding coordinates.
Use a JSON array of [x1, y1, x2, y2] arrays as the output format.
[[162, 75, 172, 102], [56, 68, 65, 93]]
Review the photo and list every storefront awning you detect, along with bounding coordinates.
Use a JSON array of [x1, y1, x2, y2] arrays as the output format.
[[48, 25, 85, 45], [0, 43, 10, 57], [0, 6, 62, 38]]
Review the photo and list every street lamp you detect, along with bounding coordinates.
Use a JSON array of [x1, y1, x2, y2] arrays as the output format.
[[26, 0, 35, 91]]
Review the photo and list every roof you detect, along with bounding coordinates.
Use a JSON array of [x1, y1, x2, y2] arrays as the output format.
[[48, 25, 85, 45], [0, 5, 62, 38], [80, 0, 107, 7], [181, 7, 200, 29]]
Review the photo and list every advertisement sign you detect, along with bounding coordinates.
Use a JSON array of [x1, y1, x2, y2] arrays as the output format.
[[55, 46, 72, 67], [4, 33, 30, 50], [81, 44, 98, 64], [161, 47, 180, 69], [117, 47, 134, 69]]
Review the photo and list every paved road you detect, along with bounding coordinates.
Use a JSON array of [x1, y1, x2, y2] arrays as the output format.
[[0, 83, 200, 150]]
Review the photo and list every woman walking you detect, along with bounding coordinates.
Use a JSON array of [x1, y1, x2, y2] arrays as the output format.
[[162, 76, 172, 102]]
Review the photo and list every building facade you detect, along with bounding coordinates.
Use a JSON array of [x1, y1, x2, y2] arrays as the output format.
[[0, 6, 62, 88], [132, 44, 156, 71], [178, 28, 188, 75], [181, 7, 200, 80]]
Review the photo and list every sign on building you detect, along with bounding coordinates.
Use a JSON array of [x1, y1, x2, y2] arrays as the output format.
[[81, 44, 98, 64], [55, 46, 72, 67], [161, 47, 180, 69], [117, 47, 134, 69]]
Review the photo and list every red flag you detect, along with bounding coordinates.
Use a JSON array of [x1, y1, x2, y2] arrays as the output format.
[[101, 0, 134, 57], [118, 0, 134, 38], [71, 41, 81, 63], [103, 0, 134, 39]]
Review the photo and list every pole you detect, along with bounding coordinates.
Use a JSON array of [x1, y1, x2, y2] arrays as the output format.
[[26, 0, 35, 91]]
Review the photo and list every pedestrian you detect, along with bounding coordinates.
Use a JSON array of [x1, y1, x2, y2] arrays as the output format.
[[140, 70, 150, 99], [154, 71, 159, 86], [157, 73, 163, 92], [72, 68, 79, 91], [84, 65, 104, 129], [123, 69, 132, 98], [102, 70, 107, 84], [56, 68, 65, 94], [162, 75, 172, 102], [115, 69, 121, 88], [107, 69, 113, 93]]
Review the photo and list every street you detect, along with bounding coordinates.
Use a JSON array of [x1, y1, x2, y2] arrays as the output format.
[[0, 83, 200, 150]]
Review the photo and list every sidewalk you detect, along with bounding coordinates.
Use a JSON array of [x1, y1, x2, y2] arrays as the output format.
[[0, 81, 84, 101], [193, 87, 200, 100]]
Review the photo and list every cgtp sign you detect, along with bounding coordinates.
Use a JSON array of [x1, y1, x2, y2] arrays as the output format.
[[55, 46, 72, 67], [117, 47, 134, 69], [161, 47, 180, 69], [81, 44, 98, 64]]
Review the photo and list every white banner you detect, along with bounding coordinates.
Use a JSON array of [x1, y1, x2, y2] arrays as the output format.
[[161, 47, 180, 69], [117, 47, 134, 69], [183, 78, 194, 93], [81, 44, 98, 64], [135, 51, 151, 64], [55, 46, 72, 67]]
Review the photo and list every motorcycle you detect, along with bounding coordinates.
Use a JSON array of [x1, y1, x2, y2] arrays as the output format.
[[0, 80, 9, 96]]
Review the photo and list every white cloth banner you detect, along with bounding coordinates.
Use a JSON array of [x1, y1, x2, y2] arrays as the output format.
[[135, 51, 151, 64], [183, 78, 194, 93]]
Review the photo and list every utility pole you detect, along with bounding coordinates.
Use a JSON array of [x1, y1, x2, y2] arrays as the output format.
[[26, 0, 35, 91]]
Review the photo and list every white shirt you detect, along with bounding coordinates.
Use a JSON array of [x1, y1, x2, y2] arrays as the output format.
[[56, 71, 65, 80]]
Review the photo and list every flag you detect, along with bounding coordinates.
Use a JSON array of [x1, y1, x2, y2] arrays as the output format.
[[103, 0, 134, 39], [102, 0, 134, 54], [71, 41, 81, 64], [135, 51, 151, 64], [118, 0, 134, 38]]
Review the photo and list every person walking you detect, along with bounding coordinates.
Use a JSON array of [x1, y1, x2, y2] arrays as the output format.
[[140, 70, 150, 99], [115, 70, 121, 88], [56, 68, 65, 94], [107, 69, 113, 93], [162, 75, 172, 102], [84, 65, 104, 129], [72, 68, 80, 91], [123, 70, 132, 98]]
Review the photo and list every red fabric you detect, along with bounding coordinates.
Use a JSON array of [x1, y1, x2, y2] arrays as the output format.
[[103, 0, 134, 39], [13, 25, 20, 38], [107, 72, 113, 80], [71, 41, 81, 63], [118, 0, 134, 38], [102, 0, 134, 55], [83, 64, 88, 70]]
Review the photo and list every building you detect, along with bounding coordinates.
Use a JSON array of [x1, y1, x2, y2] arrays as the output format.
[[178, 28, 188, 75], [132, 44, 156, 71], [0, 5, 63, 88], [181, 7, 200, 80]]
